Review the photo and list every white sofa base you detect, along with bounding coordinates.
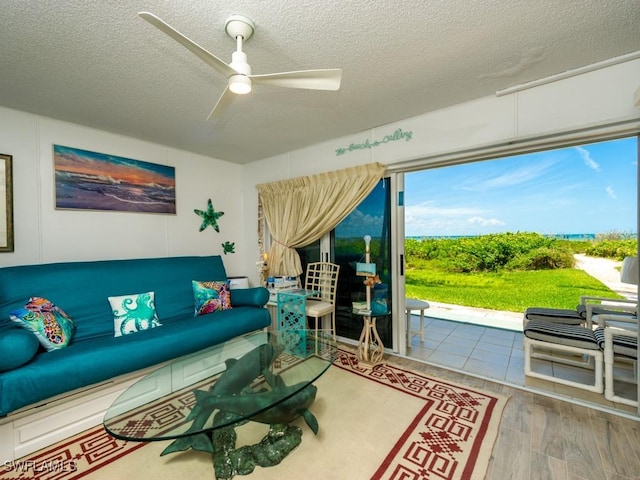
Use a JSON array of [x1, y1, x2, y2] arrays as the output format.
[[0, 331, 265, 462], [0, 365, 158, 462]]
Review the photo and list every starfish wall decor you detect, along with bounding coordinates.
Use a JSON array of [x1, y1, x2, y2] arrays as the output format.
[[194, 199, 224, 233]]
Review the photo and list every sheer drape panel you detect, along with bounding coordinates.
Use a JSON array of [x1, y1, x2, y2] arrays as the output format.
[[257, 162, 386, 276]]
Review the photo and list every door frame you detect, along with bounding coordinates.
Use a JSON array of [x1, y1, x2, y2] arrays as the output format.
[[390, 172, 406, 355]]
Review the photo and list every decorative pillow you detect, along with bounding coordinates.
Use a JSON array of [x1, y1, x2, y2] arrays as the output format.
[[10, 297, 76, 351], [192, 280, 232, 316], [0, 328, 40, 372], [108, 291, 161, 337]]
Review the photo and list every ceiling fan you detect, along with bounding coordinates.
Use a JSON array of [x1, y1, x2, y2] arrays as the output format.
[[139, 12, 343, 120]]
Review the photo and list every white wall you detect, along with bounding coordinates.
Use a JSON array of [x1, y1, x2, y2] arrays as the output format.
[[0, 106, 248, 277], [240, 58, 640, 283], [2, 57, 638, 282]]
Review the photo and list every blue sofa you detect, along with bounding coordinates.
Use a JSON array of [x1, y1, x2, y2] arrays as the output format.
[[0, 255, 270, 417]]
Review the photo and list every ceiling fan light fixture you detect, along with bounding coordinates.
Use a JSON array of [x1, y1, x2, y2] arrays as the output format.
[[229, 75, 252, 94], [139, 12, 341, 119]]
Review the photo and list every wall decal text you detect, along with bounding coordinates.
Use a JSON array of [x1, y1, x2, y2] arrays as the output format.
[[335, 128, 413, 156]]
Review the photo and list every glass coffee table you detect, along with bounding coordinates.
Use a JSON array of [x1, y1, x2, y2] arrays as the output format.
[[103, 330, 337, 479]]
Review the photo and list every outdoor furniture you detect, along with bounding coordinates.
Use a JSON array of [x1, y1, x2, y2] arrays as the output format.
[[593, 314, 638, 407], [405, 298, 430, 344], [523, 296, 637, 328], [523, 319, 603, 393], [524, 307, 584, 325]]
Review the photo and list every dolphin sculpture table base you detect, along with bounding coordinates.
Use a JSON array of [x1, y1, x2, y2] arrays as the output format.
[[159, 341, 321, 479], [164, 384, 317, 480], [212, 420, 304, 479]]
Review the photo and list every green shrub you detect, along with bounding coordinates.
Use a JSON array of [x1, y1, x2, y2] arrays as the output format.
[[406, 232, 560, 272], [585, 239, 637, 260], [405, 232, 637, 273], [506, 246, 575, 270]]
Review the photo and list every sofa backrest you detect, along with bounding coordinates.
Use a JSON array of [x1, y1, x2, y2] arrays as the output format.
[[0, 256, 228, 342]]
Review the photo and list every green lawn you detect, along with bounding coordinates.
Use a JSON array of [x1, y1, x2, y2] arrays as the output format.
[[405, 267, 623, 313]]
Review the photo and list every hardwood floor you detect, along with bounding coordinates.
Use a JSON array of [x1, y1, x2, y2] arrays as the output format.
[[387, 354, 640, 480]]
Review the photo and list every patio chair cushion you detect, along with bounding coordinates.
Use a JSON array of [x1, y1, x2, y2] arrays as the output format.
[[594, 327, 638, 359], [524, 319, 600, 350], [524, 307, 584, 324]]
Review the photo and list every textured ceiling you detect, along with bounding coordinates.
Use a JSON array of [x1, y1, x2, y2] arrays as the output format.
[[1, 0, 639, 164]]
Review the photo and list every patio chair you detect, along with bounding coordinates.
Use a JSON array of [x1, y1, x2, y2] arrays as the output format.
[[523, 319, 603, 393], [593, 314, 638, 407], [524, 295, 637, 328]]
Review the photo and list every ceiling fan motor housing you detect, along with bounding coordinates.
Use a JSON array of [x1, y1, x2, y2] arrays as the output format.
[[230, 51, 251, 75], [225, 15, 255, 41]]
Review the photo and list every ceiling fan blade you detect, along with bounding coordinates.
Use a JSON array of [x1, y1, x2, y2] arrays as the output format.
[[139, 12, 237, 78], [206, 87, 236, 121], [250, 69, 342, 91]]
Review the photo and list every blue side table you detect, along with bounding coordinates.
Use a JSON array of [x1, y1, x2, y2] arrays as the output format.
[[277, 289, 319, 355]]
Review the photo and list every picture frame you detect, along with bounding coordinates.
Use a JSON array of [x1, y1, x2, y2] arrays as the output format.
[[0, 153, 13, 252], [53, 145, 176, 214], [355, 262, 376, 276]]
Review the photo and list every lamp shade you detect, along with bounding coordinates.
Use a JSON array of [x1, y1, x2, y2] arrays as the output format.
[[620, 256, 639, 285]]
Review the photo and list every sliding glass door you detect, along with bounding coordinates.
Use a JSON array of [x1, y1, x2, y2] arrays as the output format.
[[334, 178, 393, 344], [297, 178, 395, 346]]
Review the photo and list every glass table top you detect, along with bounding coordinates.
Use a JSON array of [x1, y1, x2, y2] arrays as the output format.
[[103, 330, 337, 442]]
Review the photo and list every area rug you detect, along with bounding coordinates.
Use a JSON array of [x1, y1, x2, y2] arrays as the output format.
[[1, 349, 508, 480]]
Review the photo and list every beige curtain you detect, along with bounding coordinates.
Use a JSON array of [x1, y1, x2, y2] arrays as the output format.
[[257, 162, 386, 277]]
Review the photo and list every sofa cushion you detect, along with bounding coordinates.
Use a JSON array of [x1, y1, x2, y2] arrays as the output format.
[[594, 327, 638, 359], [0, 328, 40, 372], [0, 306, 271, 416], [192, 280, 232, 316], [524, 307, 584, 324], [9, 297, 76, 351], [229, 287, 269, 307], [108, 292, 161, 337], [523, 319, 600, 350]]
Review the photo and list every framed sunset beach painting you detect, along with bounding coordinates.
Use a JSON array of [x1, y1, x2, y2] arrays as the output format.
[[53, 145, 176, 214], [0, 153, 13, 252]]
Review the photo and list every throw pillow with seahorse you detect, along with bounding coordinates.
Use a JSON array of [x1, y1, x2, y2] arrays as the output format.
[[109, 291, 161, 337]]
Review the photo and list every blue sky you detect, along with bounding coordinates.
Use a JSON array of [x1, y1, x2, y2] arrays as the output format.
[[405, 136, 638, 237]]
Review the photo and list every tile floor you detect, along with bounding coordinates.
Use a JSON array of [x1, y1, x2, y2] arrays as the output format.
[[404, 313, 639, 417]]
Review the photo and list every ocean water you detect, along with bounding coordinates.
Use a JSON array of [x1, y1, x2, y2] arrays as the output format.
[[407, 233, 599, 241]]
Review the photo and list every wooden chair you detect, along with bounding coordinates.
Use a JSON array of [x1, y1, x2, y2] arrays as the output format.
[[304, 262, 340, 340]]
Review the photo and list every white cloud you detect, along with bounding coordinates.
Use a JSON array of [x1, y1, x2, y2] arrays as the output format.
[[405, 202, 506, 236], [575, 146, 600, 171], [336, 209, 383, 237], [455, 161, 554, 192], [467, 216, 506, 227], [405, 201, 482, 218], [606, 186, 616, 199]]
